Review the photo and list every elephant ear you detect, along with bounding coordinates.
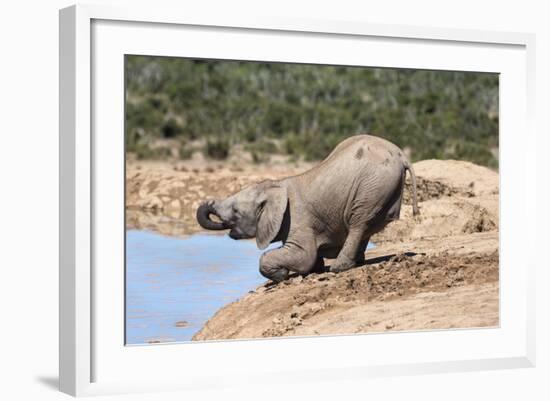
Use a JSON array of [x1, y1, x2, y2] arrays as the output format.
[[256, 185, 288, 250]]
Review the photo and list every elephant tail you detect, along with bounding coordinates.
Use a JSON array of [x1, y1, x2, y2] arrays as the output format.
[[404, 161, 420, 216]]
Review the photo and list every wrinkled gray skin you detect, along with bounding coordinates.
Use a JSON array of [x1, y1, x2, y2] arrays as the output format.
[[197, 135, 419, 282]]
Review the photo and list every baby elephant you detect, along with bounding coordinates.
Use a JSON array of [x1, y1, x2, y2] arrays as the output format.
[[197, 134, 419, 282]]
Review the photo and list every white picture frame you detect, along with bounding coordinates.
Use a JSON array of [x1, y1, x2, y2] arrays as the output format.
[[59, 3, 536, 397]]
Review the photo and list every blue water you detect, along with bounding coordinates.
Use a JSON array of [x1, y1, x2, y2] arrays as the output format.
[[125, 230, 276, 344], [126, 230, 375, 345]]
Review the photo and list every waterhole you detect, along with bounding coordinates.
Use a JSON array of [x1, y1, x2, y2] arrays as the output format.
[[126, 229, 374, 344], [126, 230, 276, 344]]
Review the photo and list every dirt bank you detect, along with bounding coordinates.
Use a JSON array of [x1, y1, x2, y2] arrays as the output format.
[[192, 233, 499, 340], [125, 158, 499, 339]]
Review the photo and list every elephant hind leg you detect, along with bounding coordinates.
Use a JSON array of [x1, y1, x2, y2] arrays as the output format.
[[330, 227, 367, 273], [354, 237, 370, 266]]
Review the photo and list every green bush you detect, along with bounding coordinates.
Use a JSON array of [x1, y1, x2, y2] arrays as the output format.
[[161, 118, 182, 138], [245, 139, 279, 154], [125, 56, 499, 167], [132, 142, 172, 160], [205, 137, 230, 160], [285, 132, 342, 161]]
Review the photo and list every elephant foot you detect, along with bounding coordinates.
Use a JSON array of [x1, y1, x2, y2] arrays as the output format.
[[260, 265, 289, 283], [269, 268, 290, 283], [329, 254, 356, 273]]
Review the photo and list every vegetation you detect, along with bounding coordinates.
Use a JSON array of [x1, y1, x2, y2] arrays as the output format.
[[125, 56, 499, 167]]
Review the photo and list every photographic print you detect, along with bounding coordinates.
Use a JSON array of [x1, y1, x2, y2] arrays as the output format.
[[125, 56, 499, 345]]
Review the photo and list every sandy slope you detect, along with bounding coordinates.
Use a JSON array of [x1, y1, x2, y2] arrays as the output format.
[[192, 236, 499, 340]]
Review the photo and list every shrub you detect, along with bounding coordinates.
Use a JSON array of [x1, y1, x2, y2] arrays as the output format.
[[125, 56, 499, 167], [206, 137, 230, 160], [161, 118, 183, 138]]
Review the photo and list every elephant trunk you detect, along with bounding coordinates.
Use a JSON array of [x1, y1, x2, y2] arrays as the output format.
[[196, 201, 227, 230]]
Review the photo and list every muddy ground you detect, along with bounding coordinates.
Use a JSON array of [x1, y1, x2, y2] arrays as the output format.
[[126, 157, 499, 339]]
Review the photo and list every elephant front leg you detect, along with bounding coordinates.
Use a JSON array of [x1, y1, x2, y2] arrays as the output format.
[[259, 245, 318, 283], [330, 229, 366, 273]]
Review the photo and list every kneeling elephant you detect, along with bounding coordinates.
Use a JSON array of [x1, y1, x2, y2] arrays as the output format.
[[196, 134, 419, 282]]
